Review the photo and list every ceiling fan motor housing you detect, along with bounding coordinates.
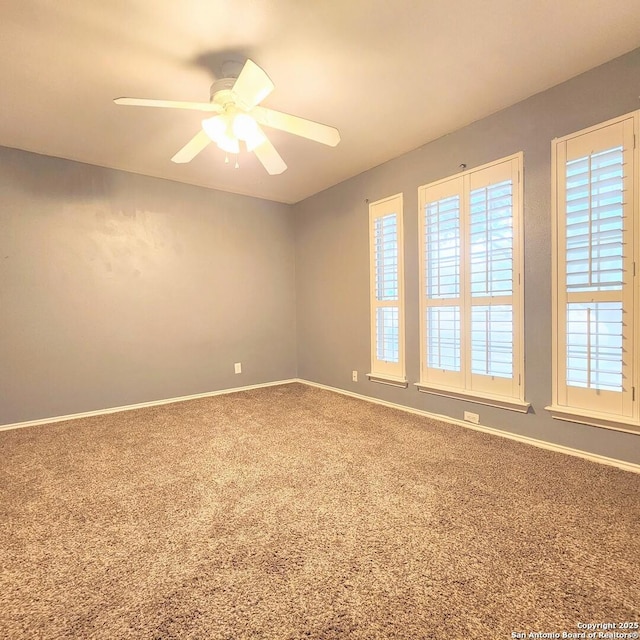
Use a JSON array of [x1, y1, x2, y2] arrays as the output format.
[[210, 78, 237, 107]]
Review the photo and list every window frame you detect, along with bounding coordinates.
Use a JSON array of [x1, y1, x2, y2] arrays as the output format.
[[367, 193, 407, 387], [416, 153, 528, 412], [547, 111, 640, 434]]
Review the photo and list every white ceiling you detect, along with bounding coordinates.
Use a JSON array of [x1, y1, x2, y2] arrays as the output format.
[[2, 1, 640, 204]]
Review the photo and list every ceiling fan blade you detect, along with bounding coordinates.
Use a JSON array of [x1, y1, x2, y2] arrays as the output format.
[[251, 106, 340, 147], [253, 137, 287, 175], [232, 59, 274, 110], [114, 97, 221, 112], [171, 130, 211, 163]]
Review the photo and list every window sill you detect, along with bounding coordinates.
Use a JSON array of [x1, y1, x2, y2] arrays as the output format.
[[545, 405, 640, 435], [367, 373, 409, 388], [415, 383, 530, 413]]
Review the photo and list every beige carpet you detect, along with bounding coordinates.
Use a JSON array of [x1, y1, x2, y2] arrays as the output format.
[[1, 383, 639, 639]]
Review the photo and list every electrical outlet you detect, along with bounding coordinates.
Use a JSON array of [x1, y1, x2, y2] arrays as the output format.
[[234, 362, 242, 374], [464, 411, 480, 424], [352, 370, 358, 382]]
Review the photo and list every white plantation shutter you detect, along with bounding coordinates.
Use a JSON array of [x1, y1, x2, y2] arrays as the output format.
[[369, 194, 405, 383], [566, 302, 623, 391], [469, 180, 514, 299], [426, 306, 461, 371], [565, 147, 625, 293], [553, 115, 636, 421], [467, 160, 520, 398], [425, 195, 461, 302], [565, 145, 625, 395], [424, 185, 462, 384], [374, 214, 400, 363], [419, 154, 524, 403], [471, 305, 513, 378], [469, 180, 513, 378], [421, 178, 464, 388]]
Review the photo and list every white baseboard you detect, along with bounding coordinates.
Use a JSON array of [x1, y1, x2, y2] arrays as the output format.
[[3, 377, 638, 475], [296, 379, 640, 475], [0, 379, 299, 432]]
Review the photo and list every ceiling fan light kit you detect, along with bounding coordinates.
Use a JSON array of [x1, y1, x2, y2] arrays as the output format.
[[201, 111, 266, 154], [114, 58, 340, 175]]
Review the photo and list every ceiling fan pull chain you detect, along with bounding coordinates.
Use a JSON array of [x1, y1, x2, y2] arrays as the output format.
[[235, 155, 240, 169], [224, 154, 229, 165]]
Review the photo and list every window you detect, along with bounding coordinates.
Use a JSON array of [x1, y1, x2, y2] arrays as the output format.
[[368, 193, 406, 386], [548, 112, 639, 433], [417, 154, 527, 411]]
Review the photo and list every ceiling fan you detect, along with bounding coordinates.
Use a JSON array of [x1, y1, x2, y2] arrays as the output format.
[[114, 59, 340, 175]]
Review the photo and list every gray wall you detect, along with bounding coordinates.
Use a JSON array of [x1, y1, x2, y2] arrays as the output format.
[[0, 147, 297, 424], [294, 48, 640, 464]]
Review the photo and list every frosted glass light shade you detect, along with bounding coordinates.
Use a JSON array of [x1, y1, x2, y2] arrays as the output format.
[[232, 113, 258, 140], [202, 112, 263, 155], [202, 115, 227, 142], [216, 133, 240, 154], [233, 113, 266, 151]]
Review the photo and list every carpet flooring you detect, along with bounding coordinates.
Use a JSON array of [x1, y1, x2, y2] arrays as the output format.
[[1, 383, 639, 639]]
